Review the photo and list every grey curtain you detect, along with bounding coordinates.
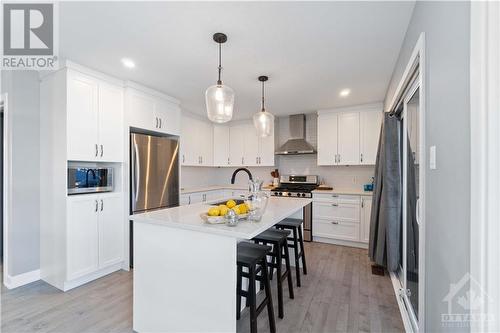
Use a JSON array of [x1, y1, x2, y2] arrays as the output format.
[[369, 113, 402, 272]]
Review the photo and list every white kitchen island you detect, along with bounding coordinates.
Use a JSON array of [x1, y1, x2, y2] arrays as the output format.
[[130, 196, 312, 333]]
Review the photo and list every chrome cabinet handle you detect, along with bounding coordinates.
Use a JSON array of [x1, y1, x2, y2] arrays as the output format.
[[188, 196, 191, 205], [331, 221, 339, 225], [338, 154, 341, 163], [159, 118, 162, 129], [100, 144, 103, 157], [361, 199, 364, 208], [331, 194, 338, 198], [182, 154, 185, 163], [155, 117, 158, 128], [95, 144, 99, 157], [331, 203, 338, 207], [100, 199, 104, 211], [227, 157, 230, 165], [360, 153, 363, 163], [256, 157, 258, 164], [95, 200, 99, 212]]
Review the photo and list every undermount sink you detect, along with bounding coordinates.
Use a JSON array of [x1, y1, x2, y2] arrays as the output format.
[[212, 199, 245, 206]]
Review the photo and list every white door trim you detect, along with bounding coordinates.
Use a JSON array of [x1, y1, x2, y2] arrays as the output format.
[[1, 91, 11, 287], [470, 2, 500, 331]]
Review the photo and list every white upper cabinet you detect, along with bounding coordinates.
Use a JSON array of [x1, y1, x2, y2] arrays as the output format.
[[243, 124, 259, 166], [67, 71, 99, 161], [98, 82, 124, 162], [337, 112, 360, 165], [317, 103, 382, 166], [360, 111, 383, 165], [229, 124, 246, 166], [258, 132, 275, 166], [317, 113, 338, 166], [181, 114, 213, 166], [125, 85, 181, 136], [66, 70, 124, 162], [213, 125, 230, 167]]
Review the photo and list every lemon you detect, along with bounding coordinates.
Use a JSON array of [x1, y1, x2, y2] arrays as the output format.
[[238, 204, 248, 214], [208, 207, 220, 216], [219, 205, 229, 216], [226, 199, 237, 209], [232, 206, 241, 215]]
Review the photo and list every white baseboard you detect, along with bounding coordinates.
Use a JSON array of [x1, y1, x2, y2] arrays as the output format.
[[4, 269, 40, 289], [313, 237, 369, 249]]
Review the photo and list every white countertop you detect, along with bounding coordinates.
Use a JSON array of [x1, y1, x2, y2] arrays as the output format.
[[312, 188, 374, 196], [130, 196, 312, 239]]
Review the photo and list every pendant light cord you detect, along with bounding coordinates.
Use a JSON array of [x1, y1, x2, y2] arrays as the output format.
[[261, 80, 265, 112], [217, 43, 222, 85]]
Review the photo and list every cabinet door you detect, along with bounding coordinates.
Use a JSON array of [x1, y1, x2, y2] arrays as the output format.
[[189, 192, 203, 204], [155, 100, 181, 136], [181, 116, 199, 166], [67, 196, 99, 280], [98, 194, 124, 268], [229, 125, 245, 166], [98, 82, 124, 162], [337, 112, 360, 165], [213, 125, 230, 167], [259, 132, 275, 166], [243, 124, 259, 166], [67, 72, 99, 161], [317, 113, 338, 165], [127, 90, 156, 132], [360, 111, 382, 165], [360, 196, 372, 243], [180, 194, 190, 206], [199, 121, 213, 166]]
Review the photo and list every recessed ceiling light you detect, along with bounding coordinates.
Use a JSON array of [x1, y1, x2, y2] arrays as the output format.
[[340, 89, 351, 97], [121, 58, 135, 69]]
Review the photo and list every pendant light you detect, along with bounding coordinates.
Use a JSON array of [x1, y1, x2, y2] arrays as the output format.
[[205, 33, 235, 123], [253, 75, 274, 137]]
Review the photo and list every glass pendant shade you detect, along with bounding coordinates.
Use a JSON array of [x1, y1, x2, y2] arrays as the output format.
[[253, 110, 274, 137], [205, 84, 235, 123]]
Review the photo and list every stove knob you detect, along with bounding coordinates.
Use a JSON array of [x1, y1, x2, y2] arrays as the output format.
[[287, 192, 292, 196], [301, 193, 306, 197], [278, 192, 283, 196]]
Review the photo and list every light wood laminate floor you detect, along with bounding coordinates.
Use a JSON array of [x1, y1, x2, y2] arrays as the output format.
[[1, 242, 403, 333]]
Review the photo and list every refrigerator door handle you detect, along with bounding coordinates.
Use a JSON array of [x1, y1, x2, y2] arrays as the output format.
[[132, 141, 141, 208]]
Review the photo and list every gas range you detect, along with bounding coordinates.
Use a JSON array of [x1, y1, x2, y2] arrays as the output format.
[[271, 175, 319, 198]]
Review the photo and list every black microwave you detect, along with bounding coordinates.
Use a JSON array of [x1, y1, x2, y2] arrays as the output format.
[[67, 167, 113, 195]]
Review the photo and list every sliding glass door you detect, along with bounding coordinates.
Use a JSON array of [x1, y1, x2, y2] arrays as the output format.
[[401, 79, 421, 330]]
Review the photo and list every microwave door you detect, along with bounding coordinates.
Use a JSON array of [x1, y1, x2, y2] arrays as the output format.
[[131, 133, 179, 213]]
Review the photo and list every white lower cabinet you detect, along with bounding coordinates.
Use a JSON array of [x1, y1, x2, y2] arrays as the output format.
[[360, 195, 373, 243], [312, 193, 372, 248], [180, 188, 248, 206], [67, 193, 124, 283]]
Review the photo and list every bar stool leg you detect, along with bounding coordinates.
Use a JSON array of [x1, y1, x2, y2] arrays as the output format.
[[248, 265, 257, 333], [261, 259, 276, 333], [282, 242, 295, 300], [298, 226, 307, 275], [236, 265, 242, 320], [292, 227, 301, 287], [275, 244, 284, 319]]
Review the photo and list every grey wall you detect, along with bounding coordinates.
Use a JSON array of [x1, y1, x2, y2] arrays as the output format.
[[1, 71, 41, 276], [384, 2, 470, 331]]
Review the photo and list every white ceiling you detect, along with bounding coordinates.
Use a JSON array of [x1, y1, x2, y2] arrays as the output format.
[[59, 1, 414, 120]]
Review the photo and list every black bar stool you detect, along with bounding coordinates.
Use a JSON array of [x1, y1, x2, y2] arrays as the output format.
[[252, 229, 294, 319], [237, 242, 276, 333], [275, 218, 308, 287]]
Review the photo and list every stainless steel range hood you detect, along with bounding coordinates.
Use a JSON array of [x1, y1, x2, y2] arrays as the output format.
[[275, 114, 316, 155]]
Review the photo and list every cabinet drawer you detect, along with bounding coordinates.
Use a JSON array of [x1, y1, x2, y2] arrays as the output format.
[[313, 219, 360, 241], [313, 193, 360, 204], [313, 201, 360, 223]]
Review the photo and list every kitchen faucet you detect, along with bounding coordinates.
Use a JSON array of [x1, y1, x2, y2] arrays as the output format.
[[230, 168, 253, 184], [86, 168, 96, 186]]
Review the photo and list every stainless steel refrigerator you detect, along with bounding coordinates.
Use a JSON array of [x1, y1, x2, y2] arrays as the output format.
[[130, 132, 179, 266]]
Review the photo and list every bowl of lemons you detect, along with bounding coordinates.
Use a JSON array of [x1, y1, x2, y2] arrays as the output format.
[[200, 199, 250, 224]]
